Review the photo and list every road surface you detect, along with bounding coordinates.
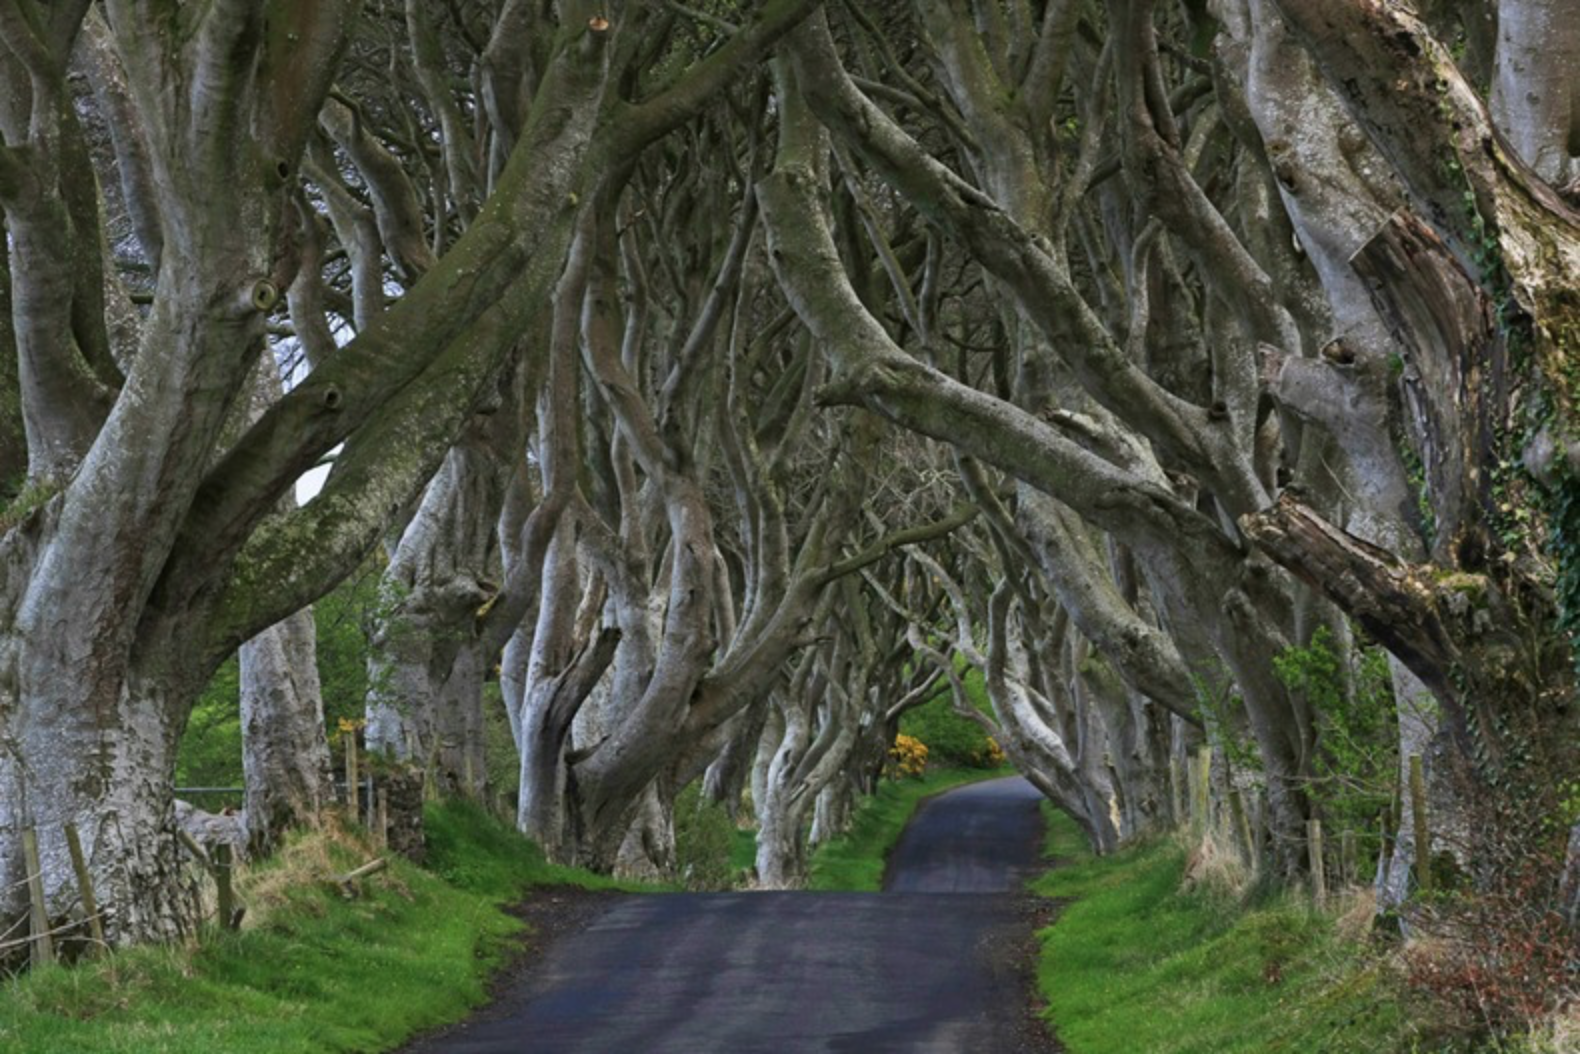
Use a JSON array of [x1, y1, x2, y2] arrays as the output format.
[[410, 776, 1050, 1053]]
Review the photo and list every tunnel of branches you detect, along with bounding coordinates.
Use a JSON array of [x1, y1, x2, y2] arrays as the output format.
[[0, 0, 1576, 946]]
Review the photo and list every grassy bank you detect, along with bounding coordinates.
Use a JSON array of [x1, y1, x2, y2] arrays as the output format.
[[1033, 807, 1432, 1053], [0, 802, 637, 1053], [807, 766, 1011, 891]]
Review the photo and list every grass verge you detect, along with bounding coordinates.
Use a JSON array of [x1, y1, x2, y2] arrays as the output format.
[[807, 766, 1011, 891], [0, 801, 640, 1053], [1033, 806, 1431, 1053]]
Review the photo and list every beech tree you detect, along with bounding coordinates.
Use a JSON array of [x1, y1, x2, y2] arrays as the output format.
[[0, 0, 814, 945], [2, 0, 1573, 951]]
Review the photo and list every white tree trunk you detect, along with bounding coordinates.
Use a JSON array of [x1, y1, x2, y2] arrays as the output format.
[[240, 607, 333, 851], [1490, 0, 1580, 190], [1, 674, 198, 945]]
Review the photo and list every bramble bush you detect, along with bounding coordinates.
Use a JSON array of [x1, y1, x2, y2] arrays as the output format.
[[1402, 769, 1579, 1046]]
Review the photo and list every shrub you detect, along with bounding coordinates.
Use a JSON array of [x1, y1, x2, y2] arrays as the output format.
[[885, 733, 929, 779], [673, 782, 737, 890], [973, 736, 1007, 768], [1402, 809, 1579, 1045], [1272, 626, 1397, 861], [898, 670, 1002, 768]]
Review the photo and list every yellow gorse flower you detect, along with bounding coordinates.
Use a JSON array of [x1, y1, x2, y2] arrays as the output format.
[[886, 733, 929, 779]]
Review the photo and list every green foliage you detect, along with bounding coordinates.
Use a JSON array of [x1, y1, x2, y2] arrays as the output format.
[[313, 558, 384, 730], [1033, 809, 1431, 1053], [1190, 666, 1259, 772], [1397, 435, 1437, 547], [0, 801, 628, 1053], [0, 478, 60, 532], [479, 682, 520, 800], [672, 782, 739, 891], [898, 669, 1001, 768], [1547, 468, 1579, 648], [1272, 628, 1398, 860], [807, 767, 1009, 891], [728, 824, 758, 874], [176, 656, 243, 798], [174, 562, 385, 802]]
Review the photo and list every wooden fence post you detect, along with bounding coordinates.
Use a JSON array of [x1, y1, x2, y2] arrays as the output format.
[[1308, 818, 1327, 905], [1375, 808, 1393, 883], [422, 741, 440, 802], [21, 827, 54, 967], [1340, 830, 1358, 886], [345, 734, 360, 820], [1191, 745, 1212, 833], [377, 785, 389, 850], [1168, 757, 1184, 826], [1409, 753, 1431, 894], [1229, 787, 1256, 866], [214, 842, 235, 930], [63, 822, 105, 953]]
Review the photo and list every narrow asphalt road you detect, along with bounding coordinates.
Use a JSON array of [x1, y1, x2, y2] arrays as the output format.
[[411, 776, 1049, 1054]]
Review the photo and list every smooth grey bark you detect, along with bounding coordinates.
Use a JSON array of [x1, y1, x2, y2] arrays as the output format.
[[1226, 0, 1463, 911], [240, 608, 333, 852], [365, 433, 513, 799], [237, 345, 333, 854], [0, 0, 335, 942], [754, 597, 873, 888], [759, 65, 1314, 869], [702, 698, 767, 816], [0, 3, 610, 944], [1489, 0, 1580, 191], [614, 783, 676, 883]]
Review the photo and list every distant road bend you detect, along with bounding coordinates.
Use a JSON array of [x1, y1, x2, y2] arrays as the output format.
[[411, 776, 1050, 1054]]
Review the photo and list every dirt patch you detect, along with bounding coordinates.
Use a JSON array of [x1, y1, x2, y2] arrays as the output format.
[[1002, 893, 1067, 1053], [501, 885, 626, 966]]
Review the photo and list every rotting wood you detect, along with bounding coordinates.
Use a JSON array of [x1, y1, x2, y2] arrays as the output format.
[[336, 857, 388, 897]]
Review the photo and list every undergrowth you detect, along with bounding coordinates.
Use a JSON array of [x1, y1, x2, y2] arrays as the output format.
[[0, 801, 640, 1053], [1033, 806, 1445, 1053], [806, 766, 1011, 891]]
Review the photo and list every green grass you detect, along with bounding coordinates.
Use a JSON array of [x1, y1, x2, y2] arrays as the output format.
[[1033, 807, 1425, 1053], [728, 824, 758, 874], [0, 801, 643, 1053], [807, 766, 1012, 890]]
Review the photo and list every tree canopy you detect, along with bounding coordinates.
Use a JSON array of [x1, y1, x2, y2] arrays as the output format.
[[0, 0, 1575, 964]]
